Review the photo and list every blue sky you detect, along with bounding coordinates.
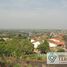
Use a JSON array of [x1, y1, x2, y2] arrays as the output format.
[[0, 0, 67, 29]]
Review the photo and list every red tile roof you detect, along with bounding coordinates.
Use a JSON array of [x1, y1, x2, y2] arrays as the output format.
[[48, 38, 64, 46]]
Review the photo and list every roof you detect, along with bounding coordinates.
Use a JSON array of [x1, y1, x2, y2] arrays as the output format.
[[48, 38, 64, 46]]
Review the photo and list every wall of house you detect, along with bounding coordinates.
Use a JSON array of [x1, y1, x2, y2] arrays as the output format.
[[49, 42, 57, 48]]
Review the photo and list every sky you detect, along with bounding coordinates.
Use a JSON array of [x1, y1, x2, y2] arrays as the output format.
[[0, 0, 67, 29]]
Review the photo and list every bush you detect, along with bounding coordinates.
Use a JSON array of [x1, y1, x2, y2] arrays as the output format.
[[0, 38, 34, 58], [57, 48, 65, 52], [37, 40, 49, 53], [13, 63, 21, 67], [37, 56, 42, 60]]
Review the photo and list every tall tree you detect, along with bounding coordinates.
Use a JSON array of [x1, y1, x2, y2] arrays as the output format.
[[38, 40, 49, 53], [63, 35, 67, 49]]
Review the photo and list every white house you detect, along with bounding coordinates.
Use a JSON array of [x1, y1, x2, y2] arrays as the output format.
[[31, 39, 40, 49], [48, 38, 64, 48], [31, 39, 35, 43], [32, 41, 40, 49], [48, 42, 57, 47]]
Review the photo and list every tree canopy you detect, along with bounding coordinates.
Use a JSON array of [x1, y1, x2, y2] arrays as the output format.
[[0, 38, 34, 58], [37, 40, 49, 53]]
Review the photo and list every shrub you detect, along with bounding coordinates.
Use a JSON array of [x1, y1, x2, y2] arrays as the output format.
[[57, 48, 65, 52], [13, 63, 21, 67], [37, 40, 49, 53], [37, 56, 42, 60]]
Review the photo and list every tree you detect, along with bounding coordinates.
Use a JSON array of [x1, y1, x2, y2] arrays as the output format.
[[57, 48, 65, 52], [19, 39, 34, 55], [63, 35, 67, 49], [37, 40, 49, 53], [0, 37, 34, 58], [0, 41, 6, 56]]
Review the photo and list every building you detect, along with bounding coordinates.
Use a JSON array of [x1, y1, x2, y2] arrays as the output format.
[[48, 38, 64, 48], [31, 39, 40, 49]]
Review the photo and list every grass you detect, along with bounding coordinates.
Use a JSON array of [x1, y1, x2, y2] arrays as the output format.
[[22, 54, 47, 61], [27, 64, 32, 67], [0, 54, 47, 67], [13, 63, 21, 67]]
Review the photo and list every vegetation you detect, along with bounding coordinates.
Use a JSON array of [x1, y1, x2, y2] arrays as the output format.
[[0, 37, 34, 58], [0, 30, 65, 66], [37, 40, 49, 54], [57, 48, 65, 52]]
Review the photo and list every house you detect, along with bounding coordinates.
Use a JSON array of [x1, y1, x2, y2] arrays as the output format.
[[48, 38, 64, 51], [31, 39, 41, 53], [32, 41, 40, 49], [31, 39, 35, 43], [48, 38, 64, 48], [31, 39, 40, 49], [50, 32, 56, 37], [2, 38, 12, 41]]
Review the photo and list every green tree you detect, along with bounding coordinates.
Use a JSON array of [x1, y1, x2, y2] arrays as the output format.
[[0, 37, 34, 58], [0, 41, 6, 56], [19, 39, 34, 55], [63, 35, 67, 49], [37, 40, 49, 53]]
